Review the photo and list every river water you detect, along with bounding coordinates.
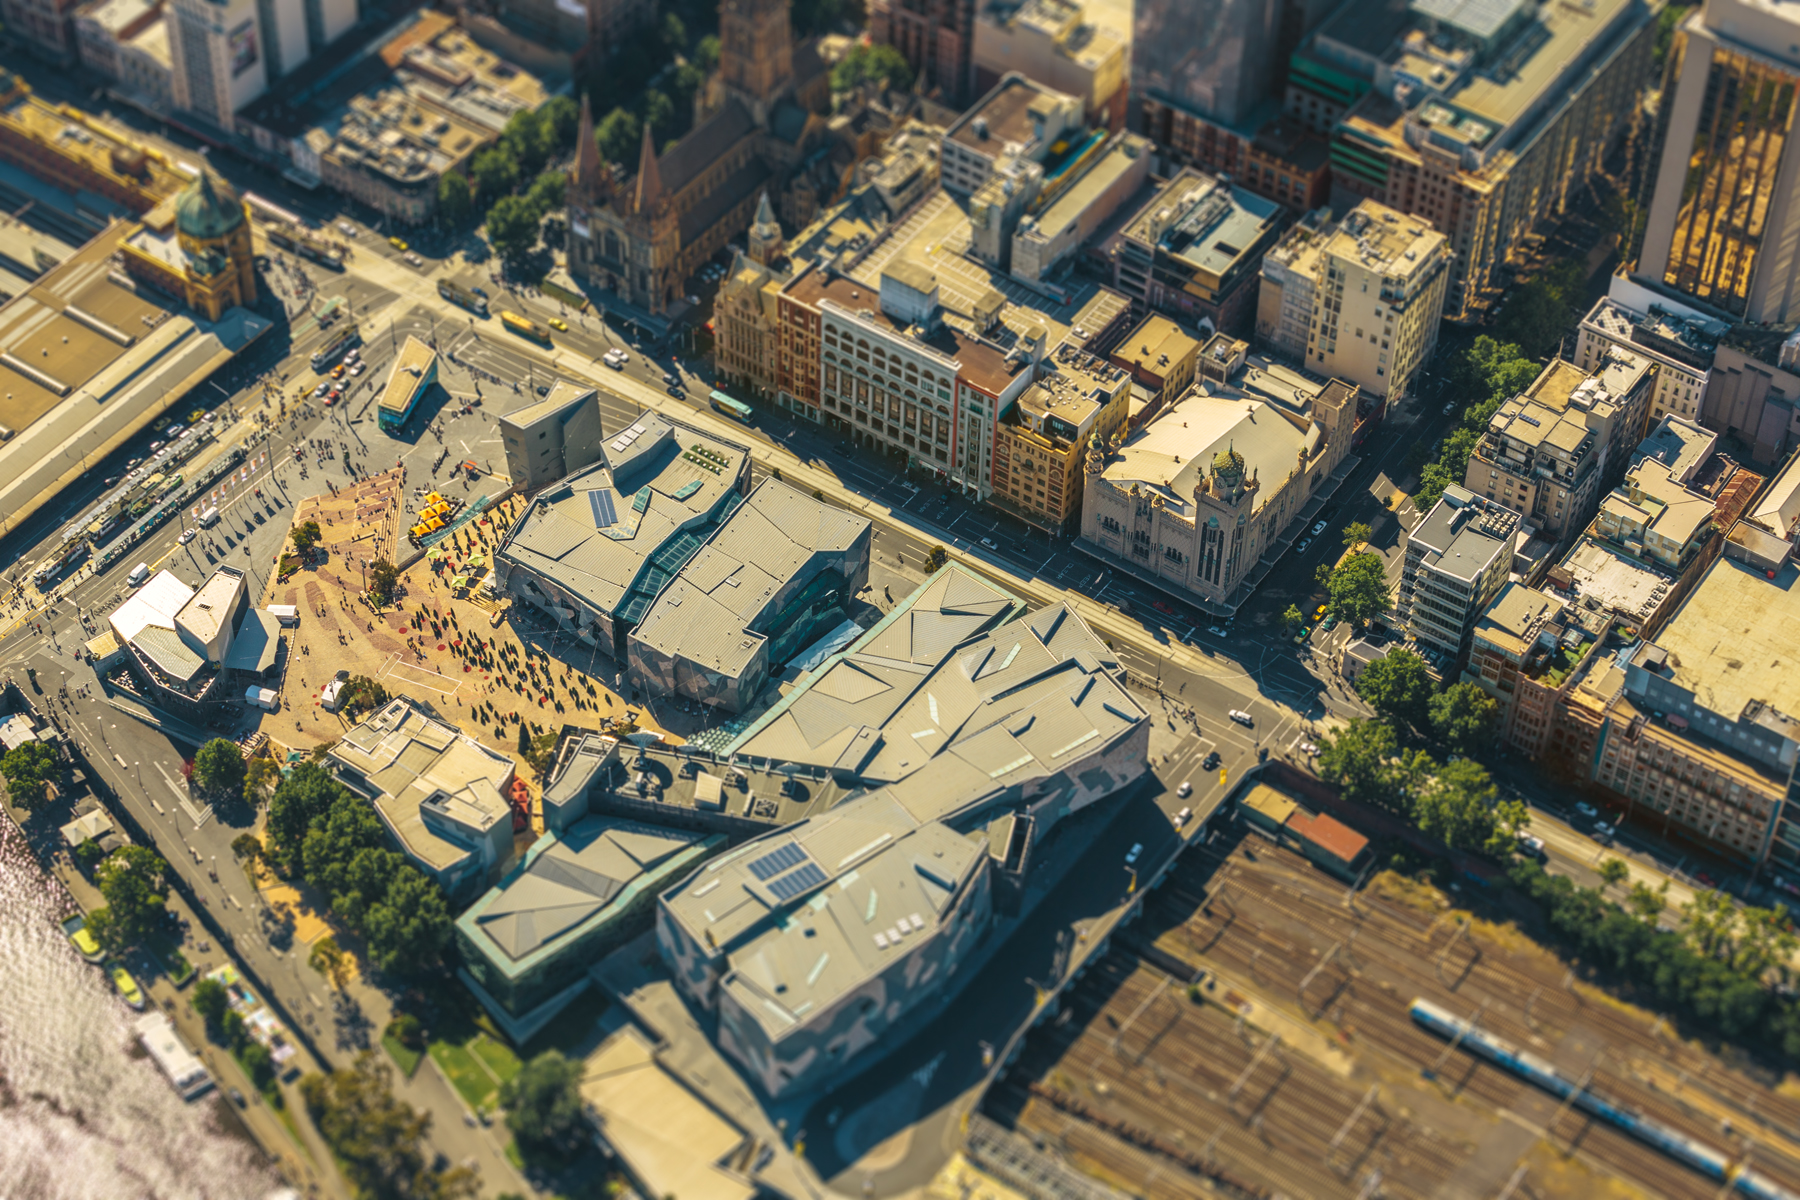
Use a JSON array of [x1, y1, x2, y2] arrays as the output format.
[[0, 818, 283, 1200]]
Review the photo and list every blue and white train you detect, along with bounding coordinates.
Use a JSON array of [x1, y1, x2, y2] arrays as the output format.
[[1409, 998, 1800, 1200]]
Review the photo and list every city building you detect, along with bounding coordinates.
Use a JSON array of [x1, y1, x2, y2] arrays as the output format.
[[117, 13, 174, 111], [1010, 131, 1151, 283], [4, 0, 83, 62], [1106, 169, 1283, 335], [990, 338, 1130, 532], [1109, 314, 1200, 428], [626, 478, 872, 714], [1639, 0, 1800, 324], [325, 697, 518, 901], [73, 0, 161, 81], [498, 382, 605, 494], [1740, 447, 1800, 548], [1398, 485, 1520, 660], [1701, 335, 1800, 470], [0, 71, 190, 216], [939, 73, 1085, 197], [377, 336, 437, 433], [165, 0, 357, 131], [565, 0, 834, 318], [458, 816, 723, 1042], [105, 565, 278, 713], [870, 0, 976, 103], [1080, 335, 1357, 612], [668, 597, 1147, 1097], [1576, 276, 1721, 430], [118, 168, 258, 321], [495, 411, 754, 660], [1254, 199, 1448, 402], [1465, 582, 1604, 759], [1560, 556, 1800, 869], [1297, 0, 1658, 319], [714, 198, 787, 400], [1464, 353, 1656, 543], [971, 0, 1126, 130], [235, 14, 547, 217]]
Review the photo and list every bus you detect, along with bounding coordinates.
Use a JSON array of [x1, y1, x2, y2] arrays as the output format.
[[500, 311, 551, 344], [310, 325, 361, 372], [438, 280, 489, 317], [710, 390, 753, 423]]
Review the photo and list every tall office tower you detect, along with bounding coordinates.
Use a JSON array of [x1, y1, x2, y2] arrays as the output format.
[[1639, 0, 1800, 325], [869, 0, 977, 104], [168, 0, 267, 130], [1131, 0, 1276, 129]]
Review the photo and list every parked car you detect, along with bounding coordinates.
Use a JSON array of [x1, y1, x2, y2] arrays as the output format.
[[1207, 625, 1227, 637], [179, 528, 197, 544], [1153, 599, 1176, 616], [313, 381, 330, 397], [388, 236, 408, 251], [1442, 401, 1456, 415], [1228, 709, 1254, 726], [980, 537, 998, 550], [1311, 520, 1327, 536], [1516, 832, 1547, 861], [1295, 538, 1311, 553], [1124, 843, 1143, 866], [1574, 801, 1600, 821]]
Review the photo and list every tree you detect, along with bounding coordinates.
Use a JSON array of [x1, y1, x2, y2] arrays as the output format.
[[437, 171, 473, 227], [1597, 858, 1630, 887], [486, 194, 541, 262], [831, 43, 914, 93], [924, 544, 947, 573], [501, 108, 553, 176], [340, 675, 389, 720], [191, 737, 247, 801], [367, 559, 400, 606], [1428, 682, 1498, 756], [1341, 521, 1372, 551], [539, 95, 579, 148], [310, 935, 351, 991], [363, 867, 453, 978], [1281, 604, 1303, 633], [291, 520, 323, 553], [243, 756, 281, 807], [643, 89, 674, 142], [499, 1050, 585, 1156], [524, 170, 567, 221], [595, 107, 640, 163], [91, 845, 169, 951], [231, 832, 264, 864], [471, 145, 521, 202], [693, 33, 720, 71], [1355, 648, 1434, 733], [1326, 552, 1390, 628], [1412, 759, 1504, 855], [1627, 879, 1669, 922], [0, 739, 57, 810], [192, 975, 230, 1035], [1496, 261, 1584, 361], [302, 1052, 478, 1200], [1316, 718, 1403, 812], [241, 1041, 276, 1091], [659, 11, 687, 51], [266, 761, 348, 872]]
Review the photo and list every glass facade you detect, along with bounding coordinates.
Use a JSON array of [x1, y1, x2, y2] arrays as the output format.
[[1662, 46, 1799, 316], [1131, 0, 1276, 126]]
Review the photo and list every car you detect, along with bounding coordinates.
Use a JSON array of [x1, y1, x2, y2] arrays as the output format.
[[1296, 537, 1311, 553], [1695, 870, 1717, 888], [1202, 751, 1221, 769], [1573, 801, 1600, 821], [1124, 843, 1143, 866], [1207, 625, 1227, 637], [1175, 806, 1192, 826], [228, 1088, 247, 1108], [1152, 599, 1176, 616], [550, 317, 569, 331], [1294, 628, 1310, 644], [345, 347, 359, 361], [667, 384, 684, 397], [1443, 401, 1457, 416], [125, 457, 142, 469], [164, 423, 184, 438], [1322, 616, 1339, 632], [1228, 709, 1254, 726], [349, 363, 364, 376], [102, 475, 119, 487], [179, 528, 197, 544], [1516, 832, 1547, 861], [1299, 741, 1320, 757], [388, 236, 408, 251], [148, 440, 165, 453], [331, 365, 346, 378], [663, 371, 680, 385], [1315, 604, 1328, 618], [338, 222, 357, 237], [313, 381, 330, 396], [1311, 520, 1327, 536], [404, 252, 424, 267], [1590, 822, 1616, 845]]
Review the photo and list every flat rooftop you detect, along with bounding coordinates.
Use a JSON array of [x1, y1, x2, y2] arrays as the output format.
[[945, 74, 1071, 154], [1120, 170, 1281, 280], [1634, 415, 1715, 483], [379, 336, 436, 415], [1652, 557, 1800, 724], [1554, 537, 1672, 628], [1324, 202, 1444, 278], [1112, 314, 1199, 379], [1027, 133, 1150, 245]]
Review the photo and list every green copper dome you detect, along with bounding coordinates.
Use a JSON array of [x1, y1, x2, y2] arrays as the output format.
[[176, 171, 244, 241], [1212, 447, 1244, 475]]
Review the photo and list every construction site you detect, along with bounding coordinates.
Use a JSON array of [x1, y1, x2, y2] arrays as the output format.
[[983, 822, 1800, 1200]]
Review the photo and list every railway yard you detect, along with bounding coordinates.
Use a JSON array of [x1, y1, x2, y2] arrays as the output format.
[[985, 828, 1800, 1199]]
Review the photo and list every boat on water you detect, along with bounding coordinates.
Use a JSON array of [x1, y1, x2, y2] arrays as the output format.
[[60, 915, 105, 963], [106, 960, 146, 1010]]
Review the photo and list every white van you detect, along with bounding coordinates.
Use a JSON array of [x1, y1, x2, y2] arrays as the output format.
[[197, 506, 220, 528], [266, 604, 299, 627], [245, 686, 279, 711], [127, 562, 150, 586]]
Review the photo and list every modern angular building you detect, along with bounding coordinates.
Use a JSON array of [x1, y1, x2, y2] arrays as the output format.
[[105, 565, 279, 714], [626, 478, 871, 714], [458, 817, 724, 1041], [495, 412, 753, 660], [498, 382, 605, 494]]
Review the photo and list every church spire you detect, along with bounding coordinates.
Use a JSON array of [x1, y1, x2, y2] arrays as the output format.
[[747, 189, 784, 265], [572, 93, 604, 201], [633, 121, 665, 214]]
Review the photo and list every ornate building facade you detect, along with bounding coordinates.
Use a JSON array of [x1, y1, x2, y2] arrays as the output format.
[[119, 169, 258, 322], [563, 0, 831, 317]]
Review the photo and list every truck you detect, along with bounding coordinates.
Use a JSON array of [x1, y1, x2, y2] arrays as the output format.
[[437, 279, 489, 317], [500, 311, 551, 344]]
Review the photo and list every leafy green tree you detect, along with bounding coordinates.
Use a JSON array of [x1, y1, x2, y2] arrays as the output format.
[[437, 171, 473, 227], [0, 739, 57, 810], [1340, 521, 1372, 551], [302, 1052, 478, 1200], [91, 845, 169, 951], [831, 43, 914, 92], [1326, 552, 1390, 628], [1281, 604, 1304, 633], [501, 108, 557, 176], [367, 558, 400, 606], [241, 1041, 276, 1091], [301, 792, 388, 908], [266, 762, 347, 872], [1429, 682, 1498, 756], [310, 935, 350, 991], [924, 544, 948, 573], [192, 737, 247, 801], [693, 33, 720, 71], [363, 868, 453, 978], [1412, 759, 1505, 855], [243, 757, 280, 807], [499, 1050, 585, 1156], [643, 89, 675, 142], [539, 94, 579, 148], [192, 975, 230, 1035], [595, 107, 640, 163], [660, 11, 687, 51], [1681, 888, 1739, 961], [471, 145, 521, 202], [1497, 261, 1584, 361], [486, 194, 541, 262], [524, 170, 567, 221], [1598, 858, 1630, 887], [1355, 647, 1434, 733], [291, 520, 322, 553], [1316, 718, 1402, 812], [1627, 879, 1669, 922]]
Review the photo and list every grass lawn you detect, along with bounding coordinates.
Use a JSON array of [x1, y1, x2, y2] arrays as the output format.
[[382, 1032, 423, 1078], [426, 992, 522, 1111]]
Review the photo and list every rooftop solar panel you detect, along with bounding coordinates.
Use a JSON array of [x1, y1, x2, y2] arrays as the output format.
[[747, 842, 807, 880], [767, 861, 827, 901]]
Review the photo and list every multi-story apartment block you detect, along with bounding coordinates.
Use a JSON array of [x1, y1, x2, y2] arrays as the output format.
[[74, 0, 160, 80], [939, 73, 1084, 197], [1464, 353, 1655, 542], [1465, 582, 1604, 760], [990, 339, 1130, 532], [5, 0, 83, 62], [870, 0, 977, 104], [1640, 0, 1800, 325], [166, 0, 356, 130], [1255, 198, 1447, 402], [1106, 169, 1283, 335], [1398, 485, 1519, 660], [1575, 277, 1721, 426], [1294, 0, 1657, 320], [1702, 337, 1800, 471], [1109, 314, 1200, 428], [972, 0, 1126, 130], [1080, 335, 1357, 613]]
